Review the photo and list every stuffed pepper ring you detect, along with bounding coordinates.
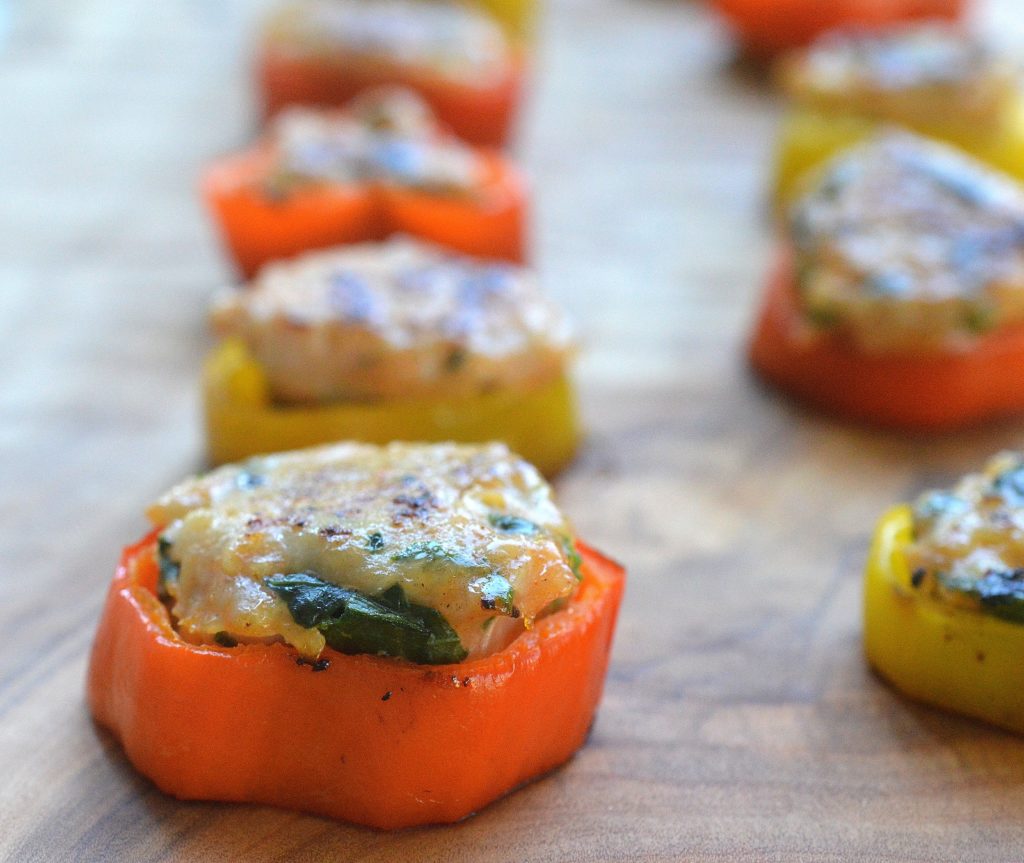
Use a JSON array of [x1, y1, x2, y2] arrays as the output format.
[[204, 235, 580, 474], [773, 25, 1024, 205], [866, 452, 1024, 734], [88, 442, 625, 828], [257, 0, 522, 147], [203, 87, 526, 278], [750, 131, 1024, 430]]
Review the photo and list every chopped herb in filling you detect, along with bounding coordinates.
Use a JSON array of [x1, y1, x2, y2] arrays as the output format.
[[157, 536, 180, 601], [906, 452, 1024, 622]]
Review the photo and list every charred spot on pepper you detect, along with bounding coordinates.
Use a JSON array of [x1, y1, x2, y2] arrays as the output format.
[[381, 690, 392, 701], [295, 656, 331, 672], [214, 631, 238, 648]]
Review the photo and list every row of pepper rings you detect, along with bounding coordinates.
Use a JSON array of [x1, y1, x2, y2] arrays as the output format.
[[713, 0, 1024, 737], [196, 0, 583, 477]]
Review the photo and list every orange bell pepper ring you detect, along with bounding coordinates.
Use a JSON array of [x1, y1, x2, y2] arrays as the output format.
[[201, 97, 527, 279], [87, 532, 624, 829], [257, 0, 524, 147], [711, 0, 968, 59], [748, 254, 1024, 431]]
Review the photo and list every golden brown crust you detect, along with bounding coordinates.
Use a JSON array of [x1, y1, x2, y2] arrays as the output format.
[[211, 236, 574, 403], [779, 24, 1014, 130], [790, 132, 1024, 354], [149, 442, 580, 659]]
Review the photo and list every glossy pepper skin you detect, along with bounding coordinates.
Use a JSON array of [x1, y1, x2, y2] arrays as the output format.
[[748, 255, 1024, 431], [258, 47, 523, 149], [865, 506, 1024, 734], [711, 0, 968, 60], [201, 141, 527, 280], [204, 339, 581, 476], [87, 532, 625, 829], [773, 95, 1024, 206]]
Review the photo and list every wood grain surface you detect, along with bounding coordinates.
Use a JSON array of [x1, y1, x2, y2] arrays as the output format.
[[4, 0, 1024, 860]]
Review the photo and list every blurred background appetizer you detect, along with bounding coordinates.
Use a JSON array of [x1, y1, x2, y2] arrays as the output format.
[[204, 236, 580, 474], [203, 87, 526, 278], [866, 452, 1024, 734], [709, 0, 968, 60], [773, 24, 1024, 204], [258, 0, 522, 146], [749, 131, 1024, 431], [88, 441, 625, 828]]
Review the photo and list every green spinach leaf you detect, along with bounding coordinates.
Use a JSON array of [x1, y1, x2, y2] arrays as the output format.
[[941, 570, 1024, 624], [265, 573, 467, 664], [157, 536, 180, 600]]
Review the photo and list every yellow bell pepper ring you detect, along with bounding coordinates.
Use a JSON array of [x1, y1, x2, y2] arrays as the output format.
[[772, 94, 1024, 206], [203, 339, 581, 476], [864, 505, 1024, 734]]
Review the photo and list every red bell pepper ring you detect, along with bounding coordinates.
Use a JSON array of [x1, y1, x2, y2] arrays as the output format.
[[201, 116, 527, 279], [749, 254, 1024, 431], [711, 0, 969, 59], [257, 32, 524, 148], [87, 532, 625, 829]]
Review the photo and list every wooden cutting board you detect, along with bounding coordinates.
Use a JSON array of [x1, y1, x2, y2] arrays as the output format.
[[4, 0, 1024, 859]]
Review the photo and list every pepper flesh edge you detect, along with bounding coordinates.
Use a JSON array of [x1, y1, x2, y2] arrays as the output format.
[[200, 148, 527, 280], [256, 49, 525, 148], [87, 531, 624, 829], [711, 0, 967, 59], [864, 505, 1024, 734], [747, 253, 1024, 431], [202, 339, 581, 477], [772, 93, 1024, 207]]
